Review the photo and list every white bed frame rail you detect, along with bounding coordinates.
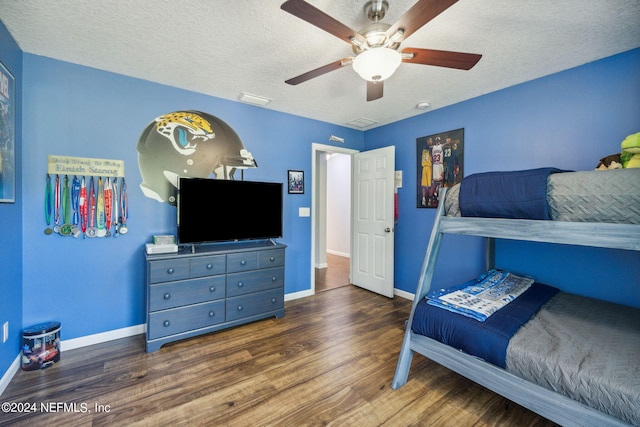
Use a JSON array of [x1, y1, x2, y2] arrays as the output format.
[[391, 188, 639, 427]]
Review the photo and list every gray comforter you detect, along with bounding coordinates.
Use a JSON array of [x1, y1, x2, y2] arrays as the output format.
[[506, 293, 640, 425]]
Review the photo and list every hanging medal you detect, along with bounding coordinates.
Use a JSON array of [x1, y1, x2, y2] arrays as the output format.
[[44, 174, 53, 235], [104, 177, 113, 237], [70, 176, 81, 237], [112, 178, 119, 237], [79, 177, 88, 236], [118, 178, 128, 235], [86, 176, 97, 238], [53, 175, 61, 234], [96, 177, 106, 237], [59, 175, 73, 236]]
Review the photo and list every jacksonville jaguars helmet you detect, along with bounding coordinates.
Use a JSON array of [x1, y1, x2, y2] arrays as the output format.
[[137, 110, 257, 205]]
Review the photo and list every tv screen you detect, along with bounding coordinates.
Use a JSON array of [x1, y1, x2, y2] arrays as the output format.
[[177, 178, 283, 244]]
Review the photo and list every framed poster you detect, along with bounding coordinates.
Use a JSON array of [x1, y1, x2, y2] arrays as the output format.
[[416, 128, 464, 208], [288, 170, 304, 194], [0, 60, 15, 203]]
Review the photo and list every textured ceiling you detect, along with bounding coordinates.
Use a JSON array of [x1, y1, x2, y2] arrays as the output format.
[[1, 0, 639, 129]]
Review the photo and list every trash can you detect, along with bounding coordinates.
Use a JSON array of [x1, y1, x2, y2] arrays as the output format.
[[22, 321, 61, 371]]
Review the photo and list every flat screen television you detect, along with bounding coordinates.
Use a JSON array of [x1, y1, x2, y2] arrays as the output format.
[[177, 177, 283, 245]]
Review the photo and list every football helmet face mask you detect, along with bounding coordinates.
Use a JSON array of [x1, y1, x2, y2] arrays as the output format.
[[137, 110, 257, 205]]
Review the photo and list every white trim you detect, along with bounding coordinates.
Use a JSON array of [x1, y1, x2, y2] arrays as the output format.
[[61, 324, 145, 351], [285, 289, 314, 301], [394, 288, 414, 301], [326, 249, 350, 258], [315, 262, 328, 269], [311, 143, 358, 296], [0, 354, 21, 396]]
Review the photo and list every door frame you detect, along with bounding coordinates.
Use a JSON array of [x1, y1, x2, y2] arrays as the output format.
[[311, 143, 358, 294]]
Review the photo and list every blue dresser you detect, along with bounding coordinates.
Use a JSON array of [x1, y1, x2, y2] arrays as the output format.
[[145, 241, 285, 352]]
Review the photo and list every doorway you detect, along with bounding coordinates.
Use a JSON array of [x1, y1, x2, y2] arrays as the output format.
[[311, 144, 357, 294]]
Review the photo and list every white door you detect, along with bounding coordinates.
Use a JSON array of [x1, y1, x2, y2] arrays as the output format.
[[351, 146, 395, 298]]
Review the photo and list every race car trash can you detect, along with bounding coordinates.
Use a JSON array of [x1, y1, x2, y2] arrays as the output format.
[[22, 321, 61, 371]]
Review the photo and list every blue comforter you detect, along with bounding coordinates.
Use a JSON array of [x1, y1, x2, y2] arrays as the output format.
[[459, 168, 566, 220]]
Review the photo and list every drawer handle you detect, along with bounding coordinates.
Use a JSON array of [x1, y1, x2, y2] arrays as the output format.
[[237, 305, 243, 311], [240, 260, 246, 266], [163, 320, 170, 327], [209, 311, 215, 318], [163, 293, 171, 300], [209, 286, 216, 292], [269, 256, 275, 262], [206, 263, 213, 270], [271, 298, 277, 304], [237, 282, 244, 288], [272, 276, 277, 282], [167, 268, 174, 275]]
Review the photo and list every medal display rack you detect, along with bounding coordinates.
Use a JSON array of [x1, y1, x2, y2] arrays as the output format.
[[45, 155, 128, 239]]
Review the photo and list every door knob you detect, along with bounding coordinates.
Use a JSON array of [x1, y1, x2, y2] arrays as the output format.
[[384, 227, 392, 233]]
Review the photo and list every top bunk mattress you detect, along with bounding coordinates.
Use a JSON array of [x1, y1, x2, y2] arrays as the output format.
[[444, 168, 640, 224]]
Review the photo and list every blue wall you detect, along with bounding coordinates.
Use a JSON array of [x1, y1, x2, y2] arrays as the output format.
[[365, 48, 640, 306], [1, 15, 638, 386], [0, 20, 22, 381], [19, 54, 364, 341]]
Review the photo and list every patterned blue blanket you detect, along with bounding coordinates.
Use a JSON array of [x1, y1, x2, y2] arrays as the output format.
[[426, 269, 534, 321]]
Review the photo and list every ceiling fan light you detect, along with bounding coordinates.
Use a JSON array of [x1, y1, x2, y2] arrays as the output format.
[[352, 47, 401, 82]]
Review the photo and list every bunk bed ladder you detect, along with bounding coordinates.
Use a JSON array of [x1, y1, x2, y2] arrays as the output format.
[[392, 188, 449, 389]]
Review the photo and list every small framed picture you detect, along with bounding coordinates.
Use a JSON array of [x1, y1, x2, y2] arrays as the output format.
[[288, 170, 304, 194], [0, 60, 16, 203]]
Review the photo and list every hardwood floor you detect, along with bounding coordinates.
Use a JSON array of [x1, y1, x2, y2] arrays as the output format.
[[315, 253, 351, 292], [1, 286, 555, 426]]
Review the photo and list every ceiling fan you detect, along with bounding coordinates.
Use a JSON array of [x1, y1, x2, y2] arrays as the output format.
[[281, 0, 482, 101]]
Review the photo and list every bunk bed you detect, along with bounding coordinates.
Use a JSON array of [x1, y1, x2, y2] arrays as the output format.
[[391, 168, 640, 427]]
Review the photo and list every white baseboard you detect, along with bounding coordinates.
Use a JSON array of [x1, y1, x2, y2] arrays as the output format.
[[61, 324, 146, 351], [394, 288, 415, 301], [315, 263, 328, 269], [284, 289, 314, 301], [326, 250, 350, 258], [0, 354, 21, 397]]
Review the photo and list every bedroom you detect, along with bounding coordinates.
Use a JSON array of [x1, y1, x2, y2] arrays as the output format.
[[1, 1, 639, 424]]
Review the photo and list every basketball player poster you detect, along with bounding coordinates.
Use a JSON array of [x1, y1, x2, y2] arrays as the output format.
[[416, 128, 464, 208]]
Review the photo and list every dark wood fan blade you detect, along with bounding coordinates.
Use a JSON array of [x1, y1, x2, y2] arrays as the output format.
[[285, 59, 351, 85], [281, 0, 366, 45], [367, 81, 384, 101], [386, 0, 458, 41], [402, 48, 481, 70]]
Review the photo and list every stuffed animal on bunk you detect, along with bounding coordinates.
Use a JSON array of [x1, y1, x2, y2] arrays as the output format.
[[595, 153, 622, 170], [620, 131, 640, 168], [595, 131, 640, 170]]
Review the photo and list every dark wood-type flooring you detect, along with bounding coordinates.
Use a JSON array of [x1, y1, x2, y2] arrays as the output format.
[[1, 286, 556, 426], [315, 253, 351, 292]]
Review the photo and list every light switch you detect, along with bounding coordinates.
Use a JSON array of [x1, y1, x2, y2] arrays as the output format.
[[299, 207, 310, 217]]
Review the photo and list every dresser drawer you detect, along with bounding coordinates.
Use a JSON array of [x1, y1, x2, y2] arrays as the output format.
[[226, 251, 258, 273], [149, 258, 190, 283], [148, 300, 226, 339], [149, 276, 225, 312], [190, 255, 226, 278], [226, 267, 285, 297], [259, 249, 285, 268], [226, 288, 284, 322]]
